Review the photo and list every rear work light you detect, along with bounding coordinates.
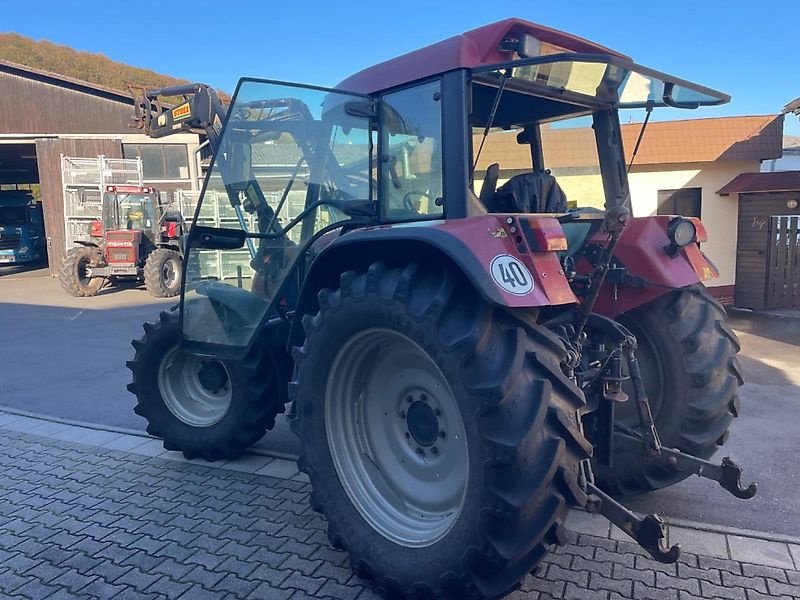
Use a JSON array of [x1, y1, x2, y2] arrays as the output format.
[[665, 217, 697, 257]]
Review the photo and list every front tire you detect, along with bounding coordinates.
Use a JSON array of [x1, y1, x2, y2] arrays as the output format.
[[594, 286, 743, 496], [290, 262, 590, 599], [59, 246, 105, 297], [127, 309, 287, 460], [144, 248, 182, 298]]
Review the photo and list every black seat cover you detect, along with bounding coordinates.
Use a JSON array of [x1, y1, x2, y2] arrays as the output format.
[[486, 170, 568, 213]]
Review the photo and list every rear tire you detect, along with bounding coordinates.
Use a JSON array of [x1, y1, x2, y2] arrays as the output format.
[[59, 246, 105, 297], [127, 309, 288, 460], [144, 248, 182, 298], [290, 262, 590, 599], [594, 286, 743, 496]]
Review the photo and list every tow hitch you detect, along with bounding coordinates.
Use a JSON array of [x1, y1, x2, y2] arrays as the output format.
[[578, 315, 757, 563]]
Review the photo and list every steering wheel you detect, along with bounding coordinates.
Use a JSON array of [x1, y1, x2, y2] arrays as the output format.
[[402, 191, 428, 212]]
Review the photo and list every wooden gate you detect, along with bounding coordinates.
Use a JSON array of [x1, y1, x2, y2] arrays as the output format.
[[766, 215, 800, 309]]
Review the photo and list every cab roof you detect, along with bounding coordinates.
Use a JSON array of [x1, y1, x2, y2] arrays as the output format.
[[337, 18, 631, 95]]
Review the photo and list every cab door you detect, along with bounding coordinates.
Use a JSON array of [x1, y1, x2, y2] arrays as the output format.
[[180, 79, 374, 357]]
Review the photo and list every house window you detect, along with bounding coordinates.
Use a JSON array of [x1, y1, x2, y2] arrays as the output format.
[[123, 144, 190, 180], [657, 188, 701, 217]]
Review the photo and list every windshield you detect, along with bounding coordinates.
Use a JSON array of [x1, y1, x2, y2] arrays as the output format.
[[183, 79, 373, 348], [475, 54, 728, 109], [0, 206, 26, 226], [103, 194, 156, 231]]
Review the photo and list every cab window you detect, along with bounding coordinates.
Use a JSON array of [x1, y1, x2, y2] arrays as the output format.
[[380, 80, 444, 220]]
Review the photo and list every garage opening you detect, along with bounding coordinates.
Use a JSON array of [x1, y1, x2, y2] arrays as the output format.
[[0, 142, 47, 269]]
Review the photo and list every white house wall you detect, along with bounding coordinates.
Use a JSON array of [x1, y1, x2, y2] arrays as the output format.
[[628, 160, 759, 288]]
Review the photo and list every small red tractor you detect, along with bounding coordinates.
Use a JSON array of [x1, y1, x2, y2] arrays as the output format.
[[60, 185, 184, 297], [127, 19, 754, 599]]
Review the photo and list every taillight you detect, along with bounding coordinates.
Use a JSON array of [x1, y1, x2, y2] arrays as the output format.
[[520, 217, 568, 252]]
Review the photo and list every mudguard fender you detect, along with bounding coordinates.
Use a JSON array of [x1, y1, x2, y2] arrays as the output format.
[[292, 215, 577, 342]]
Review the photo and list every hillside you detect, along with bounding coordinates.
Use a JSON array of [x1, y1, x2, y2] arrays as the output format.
[[0, 32, 189, 93]]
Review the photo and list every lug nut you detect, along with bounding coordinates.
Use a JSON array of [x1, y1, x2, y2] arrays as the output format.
[[404, 432, 410, 439], [431, 447, 439, 455], [406, 395, 413, 403], [416, 447, 424, 455], [399, 410, 406, 418], [420, 393, 427, 402], [434, 408, 441, 417], [439, 430, 446, 439]]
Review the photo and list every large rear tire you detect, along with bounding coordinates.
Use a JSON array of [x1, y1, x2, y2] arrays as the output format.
[[59, 246, 105, 297], [144, 248, 182, 298], [594, 286, 743, 496], [290, 262, 590, 599], [127, 309, 288, 460]]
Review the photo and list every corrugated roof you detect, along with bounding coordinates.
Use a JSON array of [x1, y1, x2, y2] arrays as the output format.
[[718, 171, 800, 195], [474, 114, 784, 171], [0, 59, 133, 103]]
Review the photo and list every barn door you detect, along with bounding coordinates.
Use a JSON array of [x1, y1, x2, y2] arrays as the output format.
[[766, 215, 800, 309]]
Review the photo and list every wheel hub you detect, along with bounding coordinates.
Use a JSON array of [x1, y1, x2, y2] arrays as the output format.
[[405, 393, 440, 448], [197, 360, 228, 392], [158, 347, 232, 427]]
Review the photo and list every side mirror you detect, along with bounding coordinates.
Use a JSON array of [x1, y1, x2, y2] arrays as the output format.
[[228, 142, 253, 191]]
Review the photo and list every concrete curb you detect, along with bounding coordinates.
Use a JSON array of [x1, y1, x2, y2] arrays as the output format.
[[1, 407, 797, 563]]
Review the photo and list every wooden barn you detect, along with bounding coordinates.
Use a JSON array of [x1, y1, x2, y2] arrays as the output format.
[[0, 60, 201, 275]]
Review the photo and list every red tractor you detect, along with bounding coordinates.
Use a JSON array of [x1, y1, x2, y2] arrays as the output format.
[[60, 185, 184, 297], [128, 19, 753, 599]]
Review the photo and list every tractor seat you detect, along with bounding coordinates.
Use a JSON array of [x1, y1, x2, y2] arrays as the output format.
[[485, 170, 568, 214]]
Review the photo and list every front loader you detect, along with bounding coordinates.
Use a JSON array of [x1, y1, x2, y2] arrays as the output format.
[[127, 18, 755, 599]]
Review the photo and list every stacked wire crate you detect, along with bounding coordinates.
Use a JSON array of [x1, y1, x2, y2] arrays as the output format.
[[61, 155, 144, 250], [177, 189, 260, 282]]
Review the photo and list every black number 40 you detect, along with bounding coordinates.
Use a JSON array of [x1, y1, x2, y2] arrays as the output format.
[[499, 262, 528, 288]]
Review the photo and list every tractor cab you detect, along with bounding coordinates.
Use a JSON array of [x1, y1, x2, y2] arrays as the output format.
[[100, 186, 159, 238], [179, 19, 727, 355]]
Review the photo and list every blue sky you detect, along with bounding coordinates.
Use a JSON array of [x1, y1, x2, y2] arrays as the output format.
[[3, 0, 800, 134]]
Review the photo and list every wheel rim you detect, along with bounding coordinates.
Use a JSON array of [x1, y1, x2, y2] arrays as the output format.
[[77, 257, 92, 286], [325, 328, 468, 548], [158, 347, 232, 427], [162, 258, 179, 289]]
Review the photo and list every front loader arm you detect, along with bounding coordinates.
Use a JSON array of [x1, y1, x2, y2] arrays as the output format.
[[129, 83, 227, 152]]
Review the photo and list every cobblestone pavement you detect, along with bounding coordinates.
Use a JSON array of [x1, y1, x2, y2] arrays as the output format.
[[0, 416, 798, 599]]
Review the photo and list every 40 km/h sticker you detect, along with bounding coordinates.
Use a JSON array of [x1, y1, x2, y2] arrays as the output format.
[[490, 254, 534, 295]]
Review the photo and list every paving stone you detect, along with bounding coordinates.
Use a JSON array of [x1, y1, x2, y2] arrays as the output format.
[[566, 509, 611, 538], [727, 536, 795, 569], [656, 571, 700, 595], [212, 572, 260, 597], [677, 561, 722, 584], [700, 580, 748, 600], [590, 571, 631, 596], [248, 582, 295, 599], [612, 563, 656, 586], [668, 526, 729, 559], [563, 582, 609, 599], [3, 426, 800, 600], [279, 571, 325, 595], [632, 581, 679, 600], [766, 578, 800, 597], [255, 458, 298, 479], [789, 543, 800, 571]]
